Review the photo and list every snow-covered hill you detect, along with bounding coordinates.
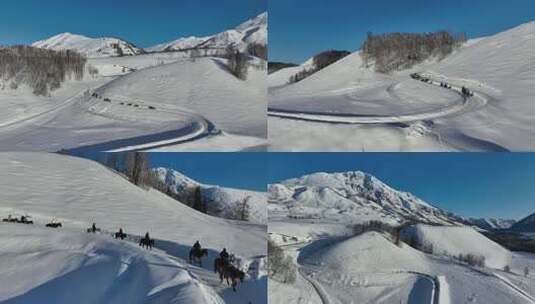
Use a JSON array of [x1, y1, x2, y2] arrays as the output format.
[[269, 20, 535, 151], [268, 171, 464, 225], [510, 213, 535, 232], [283, 230, 533, 304], [0, 152, 266, 303], [32, 33, 143, 58], [152, 167, 267, 224], [147, 12, 267, 53], [401, 224, 512, 269], [468, 217, 516, 230]]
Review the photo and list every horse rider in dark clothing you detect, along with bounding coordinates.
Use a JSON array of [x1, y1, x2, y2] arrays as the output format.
[[220, 248, 230, 265]]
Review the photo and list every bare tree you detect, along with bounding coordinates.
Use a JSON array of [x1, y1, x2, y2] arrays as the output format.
[[192, 186, 206, 213], [123, 152, 150, 186], [226, 46, 248, 80], [361, 31, 465, 73], [232, 196, 251, 221], [0, 46, 86, 96]]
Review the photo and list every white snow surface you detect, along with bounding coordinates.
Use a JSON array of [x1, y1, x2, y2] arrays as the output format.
[[32, 33, 143, 58], [402, 224, 512, 269], [0, 152, 266, 304], [153, 167, 267, 224]]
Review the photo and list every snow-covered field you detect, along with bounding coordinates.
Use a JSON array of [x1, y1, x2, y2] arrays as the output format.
[[0, 13, 266, 152], [268, 21, 535, 151], [0, 152, 266, 304], [268, 171, 535, 303]]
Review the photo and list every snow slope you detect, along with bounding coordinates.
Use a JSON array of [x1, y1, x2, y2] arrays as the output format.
[[289, 231, 534, 304], [268, 171, 464, 225], [98, 57, 266, 138], [401, 224, 512, 269], [33, 33, 143, 58], [0, 224, 222, 304], [147, 12, 267, 53], [269, 20, 535, 151], [153, 167, 267, 224], [0, 152, 266, 303]]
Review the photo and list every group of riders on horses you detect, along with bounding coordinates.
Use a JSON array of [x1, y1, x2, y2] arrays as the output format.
[[190, 240, 245, 292], [410, 72, 474, 97], [2, 215, 246, 291], [2, 214, 33, 224]]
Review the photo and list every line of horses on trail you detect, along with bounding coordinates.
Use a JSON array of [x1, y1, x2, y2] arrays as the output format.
[[2, 215, 248, 292], [410, 73, 474, 97]]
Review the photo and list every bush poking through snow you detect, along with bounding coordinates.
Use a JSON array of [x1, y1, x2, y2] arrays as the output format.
[[525, 267, 530, 277], [268, 240, 296, 284], [504, 265, 511, 273], [457, 253, 486, 268]]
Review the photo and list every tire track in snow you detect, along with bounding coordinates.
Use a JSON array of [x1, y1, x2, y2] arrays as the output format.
[[491, 272, 535, 303]]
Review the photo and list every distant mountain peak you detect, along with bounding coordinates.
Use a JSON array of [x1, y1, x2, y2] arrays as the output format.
[[32, 32, 143, 58], [269, 170, 464, 225], [146, 12, 267, 53]]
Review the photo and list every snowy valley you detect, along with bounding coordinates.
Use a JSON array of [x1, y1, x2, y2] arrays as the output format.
[[0, 12, 267, 152]]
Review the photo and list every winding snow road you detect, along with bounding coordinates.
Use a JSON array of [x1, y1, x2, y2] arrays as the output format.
[[268, 75, 486, 125]]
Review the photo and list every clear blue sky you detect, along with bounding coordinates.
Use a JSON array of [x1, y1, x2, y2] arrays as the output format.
[[270, 0, 535, 63], [268, 153, 535, 220], [0, 0, 265, 47], [150, 153, 267, 192]]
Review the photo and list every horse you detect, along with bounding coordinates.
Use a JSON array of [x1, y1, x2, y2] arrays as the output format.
[[139, 237, 154, 250], [86, 227, 101, 233], [46, 222, 62, 228], [114, 232, 127, 240], [214, 258, 245, 292], [189, 248, 208, 266]]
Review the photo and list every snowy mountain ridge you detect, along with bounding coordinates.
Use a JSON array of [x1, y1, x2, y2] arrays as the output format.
[[153, 167, 267, 224], [147, 12, 267, 52], [510, 212, 535, 232], [467, 217, 516, 230], [32, 32, 143, 58], [269, 171, 465, 225]]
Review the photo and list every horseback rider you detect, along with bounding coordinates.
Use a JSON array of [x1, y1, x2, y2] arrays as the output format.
[[220, 248, 230, 265], [145, 232, 150, 241], [92, 223, 97, 233], [193, 240, 202, 253], [119, 228, 124, 235], [21, 215, 26, 222]]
